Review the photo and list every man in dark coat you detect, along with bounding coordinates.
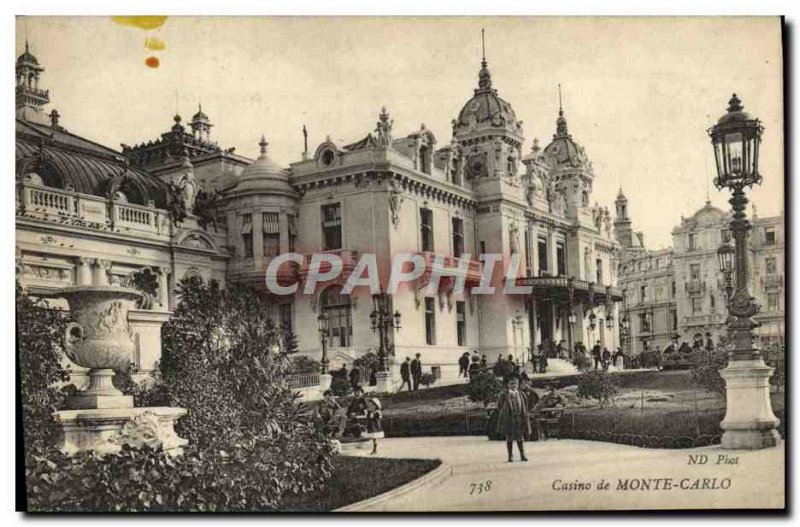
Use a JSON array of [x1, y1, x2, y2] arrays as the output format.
[[458, 352, 470, 378], [592, 341, 602, 370], [496, 375, 531, 462], [468, 355, 481, 380], [349, 365, 361, 389], [399, 357, 412, 392], [705, 332, 715, 351], [410, 353, 422, 391], [602, 347, 611, 371]]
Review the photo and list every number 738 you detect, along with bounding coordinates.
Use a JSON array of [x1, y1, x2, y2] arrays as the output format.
[[469, 480, 492, 495]]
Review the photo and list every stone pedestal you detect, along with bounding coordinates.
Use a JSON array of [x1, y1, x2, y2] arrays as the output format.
[[54, 407, 188, 456], [375, 370, 393, 393], [319, 373, 333, 392], [720, 358, 781, 449]]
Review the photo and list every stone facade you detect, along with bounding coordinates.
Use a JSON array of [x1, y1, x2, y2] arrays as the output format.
[[616, 194, 784, 353], [16, 43, 624, 385]]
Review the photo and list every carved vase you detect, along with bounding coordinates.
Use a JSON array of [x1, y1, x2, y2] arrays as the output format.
[[59, 285, 142, 408]]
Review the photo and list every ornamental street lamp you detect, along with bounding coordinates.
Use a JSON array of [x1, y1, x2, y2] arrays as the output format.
[[717, 239, 735, 304], [317, 312, 330, 374], [370, 292, 401, 374], [709, 93, 779, 449], [588, 311, 597, 331]]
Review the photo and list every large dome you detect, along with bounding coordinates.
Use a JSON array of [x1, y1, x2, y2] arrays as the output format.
[[453, 59, 521, 137]]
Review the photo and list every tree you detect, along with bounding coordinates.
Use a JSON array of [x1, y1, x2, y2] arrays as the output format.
[[465, 371, 504, 407]]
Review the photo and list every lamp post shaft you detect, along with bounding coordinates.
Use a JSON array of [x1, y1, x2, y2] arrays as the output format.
[[320, 334, 329, 374]]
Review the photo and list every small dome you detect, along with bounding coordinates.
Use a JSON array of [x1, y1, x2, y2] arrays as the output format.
[[17, 42, 40, 66], [543, 109, 589, 168], [191, 103, 210, 124], [689, 200, 728, 225], [234, 136, 295, 196], [717, 93, 754, 125]]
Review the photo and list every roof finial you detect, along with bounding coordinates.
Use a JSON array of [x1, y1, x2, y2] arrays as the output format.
[[558, 83, 563, 115], [481, 28, 486, 64], [259, 135, 268, 155]]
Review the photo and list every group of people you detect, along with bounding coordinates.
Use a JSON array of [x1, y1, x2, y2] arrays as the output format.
[[399, 353, 424, 391], [335, 363, 376, 389], [315, 385, 385, 454]]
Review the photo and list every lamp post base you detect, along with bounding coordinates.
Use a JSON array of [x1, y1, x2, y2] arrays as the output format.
[[719, 358, 781, 450], [375, 370, 393, 393]]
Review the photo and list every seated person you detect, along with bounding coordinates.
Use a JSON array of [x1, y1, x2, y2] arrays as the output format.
[[316, 389, 346, 438], [540, 384, 564, 409]]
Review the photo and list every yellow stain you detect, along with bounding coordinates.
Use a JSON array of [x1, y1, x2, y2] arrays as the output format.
[[111, 16, 168, 30], [145, 37, 167, 51]]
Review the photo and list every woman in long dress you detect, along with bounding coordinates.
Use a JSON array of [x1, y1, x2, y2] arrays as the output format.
[[360, 397, 385, 455]]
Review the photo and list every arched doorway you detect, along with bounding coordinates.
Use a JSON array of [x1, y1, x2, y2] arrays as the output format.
[[320, 285, 352, 348]]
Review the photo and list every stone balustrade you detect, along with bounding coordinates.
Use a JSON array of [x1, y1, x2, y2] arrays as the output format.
[[18, 180, 171, 241]]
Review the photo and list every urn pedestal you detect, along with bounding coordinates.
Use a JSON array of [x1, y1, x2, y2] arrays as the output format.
[[52, 285, 187, 455], [719, 358, 781, 449]]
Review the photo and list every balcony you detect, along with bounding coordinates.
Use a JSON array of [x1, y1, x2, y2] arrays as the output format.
[[17, 180, 170, 241], [686, 279, 705, 295], [515, 275, 624, 305]]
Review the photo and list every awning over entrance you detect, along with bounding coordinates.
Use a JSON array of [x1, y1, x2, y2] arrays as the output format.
[[515, 275, 624, 307]]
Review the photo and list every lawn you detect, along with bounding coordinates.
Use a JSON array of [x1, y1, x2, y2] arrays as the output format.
[[280, 456, 440, 512]]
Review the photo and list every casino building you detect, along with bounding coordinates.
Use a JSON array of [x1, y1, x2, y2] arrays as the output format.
[[16, 41, 623, 386]]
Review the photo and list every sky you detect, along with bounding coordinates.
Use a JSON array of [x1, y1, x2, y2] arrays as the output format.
[[16, 16, 784, 248]]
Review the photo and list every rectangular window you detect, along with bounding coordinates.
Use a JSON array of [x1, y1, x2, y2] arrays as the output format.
[[596, 258, 603, 284], [420, 208, 434, 252], [640, 285, 648, 303], [671, 310, 678, 330], [456, 301, 466, 346], [690, 263, 701, 281], [721, 228, 731, 243], [671, 281, 676, 298], [767, 292, 779, 311], [262, 211, 281, 257], [688, 233, 697, 250], [287, 214, 297, 252], [765, 257, 777, 275], [321, 203, 342, 250], [765, 228, 776, 245], [451, 217, 464, 258], [479, 240, 486, 256], [710, 294, 716, 310], [557, 242, 567, 277], [639, 313, 651, 333], [692, 297, 702, 315], [424, 297, 436, 345], [241, 213, 253, 258], [537, 237, 549, 275]]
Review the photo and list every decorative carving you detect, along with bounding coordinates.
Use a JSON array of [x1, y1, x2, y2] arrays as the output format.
[[375, 107, 394, 146], [388, 178, 404, 228], [193, 189, 222, 231], [509, 223, 520, 254]]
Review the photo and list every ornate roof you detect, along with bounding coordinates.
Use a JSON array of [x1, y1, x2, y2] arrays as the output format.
[[543, 108, 590, 169], [688, 200, 728, 225], [191, 103, 210, 124], [17, 42, 42, 69], [16, 118, 168, 207], [232, 136, 296, 196], [453, 59, 521, 138]]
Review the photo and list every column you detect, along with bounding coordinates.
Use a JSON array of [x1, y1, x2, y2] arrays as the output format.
[[75, 257, 93, 286], [93, 259, 111, 286], [253, 210, 264, 259], [155, 266, 170, 310], [548, 227, 558, 277], [530, 223, 539, 276]]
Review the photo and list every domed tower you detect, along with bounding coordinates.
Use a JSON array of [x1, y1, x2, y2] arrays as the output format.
[[542, 89, 595, 222], [223, 136, 299, 292], [452, 49, 525, 191], [16, 41, 50, 124], [190, 103, 213, 142], [613, 187, 634, 248]]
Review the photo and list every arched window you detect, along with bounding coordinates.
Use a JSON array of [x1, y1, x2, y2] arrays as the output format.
[[320, 285, 352, 348]]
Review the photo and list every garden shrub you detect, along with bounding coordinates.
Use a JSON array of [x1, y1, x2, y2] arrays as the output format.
[[573, 353, 592, 372], [419, 372, 437, 389], [576, 370, 620, 406], [329, 375, 353, 397], [289, 355, 321, 375], [465, 371, 503, 407], [690, 338, 728, 394], [22, 276, 335, 511]]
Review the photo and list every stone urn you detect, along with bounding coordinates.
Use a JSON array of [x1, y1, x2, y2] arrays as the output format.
[[59, 285, 142, 409]]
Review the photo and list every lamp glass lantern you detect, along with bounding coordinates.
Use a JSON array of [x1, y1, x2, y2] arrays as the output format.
[[717, 240, 735, 274], [568, 312, 577, 325], [709, 94, 763, 191], [588, 311, 597, 330], [393, 310, 402, 329], [605, 313, 614, 329], [317, 312, 329, 334]]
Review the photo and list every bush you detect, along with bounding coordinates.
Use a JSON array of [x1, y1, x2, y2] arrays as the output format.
[[23, 275, 335, 511], [576, 370, 620, 406], [329, 375, 353, 397], [690, 339, 728, 394], [573, 354, 592, 372], [17, 284, 70, 456], [289, 355, 320, 375], [419, 372, 437, 389], [465, 371, 503, 407]]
